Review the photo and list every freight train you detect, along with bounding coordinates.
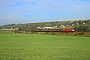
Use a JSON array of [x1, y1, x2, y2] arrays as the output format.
[[31, 28, 74, 32]]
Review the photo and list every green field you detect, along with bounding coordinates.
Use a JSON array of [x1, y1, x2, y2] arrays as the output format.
[[0, 31, 90, 60]]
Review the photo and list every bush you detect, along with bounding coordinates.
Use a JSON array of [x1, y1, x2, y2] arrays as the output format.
[[78, 32, 84, 35]]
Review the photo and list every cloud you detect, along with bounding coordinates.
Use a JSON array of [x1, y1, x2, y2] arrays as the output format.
[[0, 0, 90, 25], [0, 19, 10, 21], [1, 0, 90, 13]]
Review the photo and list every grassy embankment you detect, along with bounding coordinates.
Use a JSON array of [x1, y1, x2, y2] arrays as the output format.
[[0, 30, 90, 60]]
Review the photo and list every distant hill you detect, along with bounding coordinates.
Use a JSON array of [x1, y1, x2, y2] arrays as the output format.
[[0, 19, 90, 32]]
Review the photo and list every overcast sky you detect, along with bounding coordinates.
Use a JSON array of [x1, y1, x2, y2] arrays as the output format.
[[0, 0, 90, 26]]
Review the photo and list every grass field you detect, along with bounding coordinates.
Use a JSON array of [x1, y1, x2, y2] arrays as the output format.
[[0, 31, 90, 60]]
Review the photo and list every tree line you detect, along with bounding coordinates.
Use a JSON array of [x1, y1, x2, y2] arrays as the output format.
[[0, 19, 90, 32]]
